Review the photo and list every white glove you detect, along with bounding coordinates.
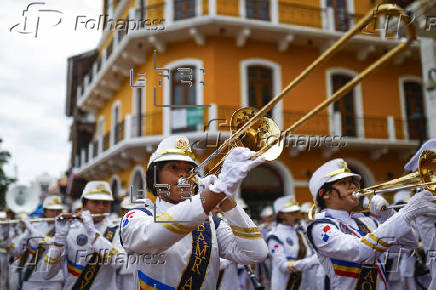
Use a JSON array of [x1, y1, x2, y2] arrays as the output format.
[[54, 218, 70, 245], [209, 147, 265, 197], [81, 210, 98, 240], [398, 190, 436, 224], [197, 175, 218, 194], [370, 195, 395, 222]]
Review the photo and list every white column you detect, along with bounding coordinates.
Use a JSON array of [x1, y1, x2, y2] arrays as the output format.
[[420, 37, 436, 138], [209, 0, 216, 16], [208, 104, 217, 132], [387, 116, 396, 140], [124, 114, 132, 139], [81, 149, 86, 165], [165, 0, 174, 25], [327, 7, 335, 32], [334, 111, 342, 136], [89, 143, 93, 161], [271, 0, 278, 24]]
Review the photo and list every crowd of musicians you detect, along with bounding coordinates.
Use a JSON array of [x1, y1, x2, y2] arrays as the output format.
[[1, 136, 436, 290]]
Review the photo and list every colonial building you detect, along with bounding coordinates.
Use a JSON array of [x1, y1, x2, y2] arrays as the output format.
[[66, 0, 430, 218]]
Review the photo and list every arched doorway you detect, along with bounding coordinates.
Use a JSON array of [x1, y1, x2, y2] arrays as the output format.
[[240, 164, 284, 220]]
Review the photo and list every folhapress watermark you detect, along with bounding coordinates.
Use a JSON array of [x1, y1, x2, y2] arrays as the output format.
[[75, 15, 165, 32], [10, 2, 165, 38], [425, 16, 436, 31]]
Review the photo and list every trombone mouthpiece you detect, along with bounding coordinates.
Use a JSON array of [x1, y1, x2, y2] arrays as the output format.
[[352, 192, 362, 199]]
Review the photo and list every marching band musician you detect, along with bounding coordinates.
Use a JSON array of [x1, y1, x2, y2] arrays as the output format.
[[19, 195, 65, 290], [116, 196, 136, 290], [267, 196, 319, 289], [120, 136, 268, 289], [307, 158, 436, 290], [42, 181, 124, 290], [404, 139, 436, 289]]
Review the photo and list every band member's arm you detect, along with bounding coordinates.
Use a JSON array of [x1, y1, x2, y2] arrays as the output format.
[[267, 235, 298, 272], [215, 205, 268, 264], [42, 217, 70, 280], [121, 194, 209, 254]]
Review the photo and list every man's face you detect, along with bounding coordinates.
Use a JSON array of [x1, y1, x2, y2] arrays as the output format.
[[279, 211, 299, 226], [85, 199, 111, 223], [322, 176, 359, 211], [44, 209, 62, 219], [157, 161, 195, 204], [261, 215, 273, 225]]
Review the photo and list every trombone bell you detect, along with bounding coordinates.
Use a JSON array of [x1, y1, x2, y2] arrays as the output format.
[[230, 107, 284, 161]]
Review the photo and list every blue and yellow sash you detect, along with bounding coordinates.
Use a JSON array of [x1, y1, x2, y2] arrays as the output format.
[[71, 225, 118, 290], [177, 222, 212, 289]]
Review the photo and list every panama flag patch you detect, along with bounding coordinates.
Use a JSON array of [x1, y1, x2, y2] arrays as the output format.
[[271, 244, 279, 253], [321, 225, 331, 242]]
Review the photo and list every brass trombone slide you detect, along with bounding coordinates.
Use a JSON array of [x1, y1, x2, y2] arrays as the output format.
[[205, 4, 416, 176], [193, 3, 416, 178]]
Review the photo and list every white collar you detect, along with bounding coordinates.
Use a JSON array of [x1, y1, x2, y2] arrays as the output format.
[[322, 208, 353, 222], [277, 223, 296, 231], [155, 197, 175, 214]]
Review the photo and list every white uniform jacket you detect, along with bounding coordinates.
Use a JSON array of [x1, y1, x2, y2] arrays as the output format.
[[308, 208, 418, 290], [21, 222, 64, 284], [267, 223, 319, 289], [120, 194, 268, 289], [42, 217, 123, 290]]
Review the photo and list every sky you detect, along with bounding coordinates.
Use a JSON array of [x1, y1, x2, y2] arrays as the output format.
[[0, 0, 102, 185]]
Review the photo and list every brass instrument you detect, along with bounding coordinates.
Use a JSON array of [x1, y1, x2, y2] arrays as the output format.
[[0, 213, 110, 225], [183, 3, 416, 182], [353, 150, 436, 199]]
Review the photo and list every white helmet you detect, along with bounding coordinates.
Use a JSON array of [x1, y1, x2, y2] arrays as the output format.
[[81, 181, 113, 201], [120, 196, 136, 209], [260, 206, 273, 218], [273, 196, 300, 214], [309, 159, 361, 199], [42, 195, 64, 210], [147, 136, 196, 170]]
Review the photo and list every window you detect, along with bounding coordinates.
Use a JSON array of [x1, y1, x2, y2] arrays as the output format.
[[331, 74, 356, 137], [171, 66, 197, 133], [404, 81, 427, 140], [240, 164, 283, 220], [248, 65, 273, 117], [246, 0, 270, 21], [327, 0, 349, 31], [174, 0, 196, 20]]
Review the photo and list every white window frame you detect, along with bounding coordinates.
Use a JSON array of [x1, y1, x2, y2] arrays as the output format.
[[162, 59, 205, 136], [326, 68, 364, 138], [110, 100, 121, 146], [240, 59, 283, 130], [398, 76, 425, 140]]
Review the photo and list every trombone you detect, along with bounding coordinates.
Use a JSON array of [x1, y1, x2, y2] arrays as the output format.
[[352, 150, 436, 211], [0, 213, 110, 225], [182, 3, 416, 183]]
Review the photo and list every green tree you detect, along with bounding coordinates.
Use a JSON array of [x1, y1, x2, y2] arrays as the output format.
[[0, 138, 15, 207]]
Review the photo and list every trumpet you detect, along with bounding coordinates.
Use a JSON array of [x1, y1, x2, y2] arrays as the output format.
[[181, 3, 416, 184], [0, 213, 110, 225]]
